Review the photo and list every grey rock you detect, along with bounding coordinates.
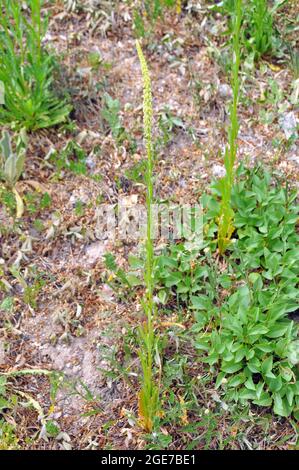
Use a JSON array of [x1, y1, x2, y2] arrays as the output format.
[[212, 164, 226, 178], [279, 112, 298, 140], [218, 83, 233, 100]]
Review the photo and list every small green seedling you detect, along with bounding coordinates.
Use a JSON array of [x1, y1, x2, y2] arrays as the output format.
[[102, 93, 126, 143]]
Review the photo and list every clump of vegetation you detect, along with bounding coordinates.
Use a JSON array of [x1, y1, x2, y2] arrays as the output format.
[[0, 0, 71, 131], [155, 163, 299, 419], [197, 166, 299, 418], [0, 369, 61, 449], [101, 93, 127, 143], [216, 0, 282, 62], [241, 0, 276, 60]]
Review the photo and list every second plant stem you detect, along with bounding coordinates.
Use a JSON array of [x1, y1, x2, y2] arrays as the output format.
[[218, 0, 242, 254]]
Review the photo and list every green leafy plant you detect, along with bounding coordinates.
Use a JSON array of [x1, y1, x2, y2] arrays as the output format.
[[0, 130, 27, 218], [154, 163, 299, 419], [136, 40, 160, 433], [104, 252, 142, 300], [49, 140, 87, 176], [0, 0, 71, 130], [125, 159, 147, 184], [217, 0, 242, 254], [215, 0, 282, 62], [157, 107, 184, 146], [195, 285, 299, 418], [0, 420, 19, 450], [242, 0, 275, 59], [154, 243, 218, 307], [101, 93, 126, 143], [101, 93, 136, 151]]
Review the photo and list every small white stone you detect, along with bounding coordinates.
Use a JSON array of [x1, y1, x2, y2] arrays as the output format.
[[218, 83, 233, 100], [279, 112, 298, 140], [86, 154, 97, 170], [212, 164, 226, 178], [85, 241, 106, 265], [288, 156, 299, 165]]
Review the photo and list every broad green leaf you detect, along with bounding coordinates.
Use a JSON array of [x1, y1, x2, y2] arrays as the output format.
[[228, 373, 246, 387], [245, 376, 256, 391], [0, 131, 12, 160], [248, 324, 269, 336], [267, 375, 282, 393], [191, 296, 210, 310], [247, 357, 261, 373], [253, 392, 272, 407], [126, 274, 142, 287], [261, 356, 273, 377], [222, 361, 243, 374], [157, 290, 168, 305], [267, 323, 290, 339], [273, 394, 292, 417]]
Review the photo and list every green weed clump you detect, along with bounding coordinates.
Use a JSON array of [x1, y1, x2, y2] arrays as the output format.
[[155, 164, 299, 419], [245, 0, 275, 59], [136, 40, 160, 433], [196, 166, 299, 419], [0, 0, 71, 131], [217, 0, 281, 61], [217, 0, 242, 254]]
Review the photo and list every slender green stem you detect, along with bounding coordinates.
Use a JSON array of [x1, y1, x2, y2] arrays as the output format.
[[217, 0, 242, 254], [136, 40, 159, 433]]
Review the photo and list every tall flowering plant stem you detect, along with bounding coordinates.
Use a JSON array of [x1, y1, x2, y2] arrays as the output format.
[[136, 40, 160, 433]]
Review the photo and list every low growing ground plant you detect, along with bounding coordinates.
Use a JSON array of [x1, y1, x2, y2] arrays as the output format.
[[0, 0, 71, 130], [196, 166, 299, 418], [155, 164, 299, 419], [101, 93, 126, 143]]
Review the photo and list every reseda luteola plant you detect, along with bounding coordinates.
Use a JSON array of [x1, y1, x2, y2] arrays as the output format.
[[136, 40, 160, 433], [217, 0, 242, 255]]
